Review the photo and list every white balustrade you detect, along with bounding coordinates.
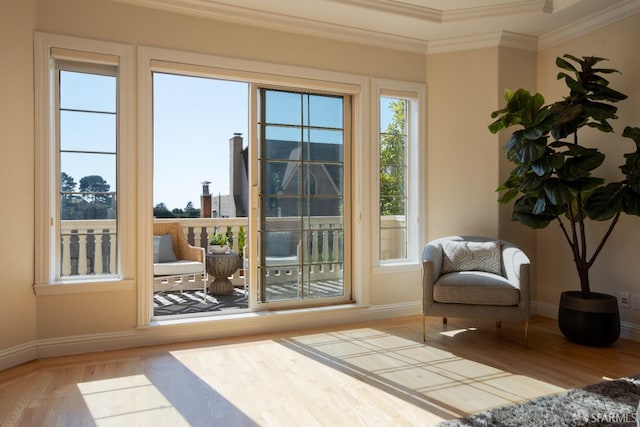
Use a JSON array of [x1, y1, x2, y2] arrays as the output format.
[[60, 216, 404, 282]]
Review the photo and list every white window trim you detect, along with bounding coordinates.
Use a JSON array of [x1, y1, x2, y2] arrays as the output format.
[[136, 46, 370, 326], [371, 78, 427, 268], [34, 32, 135, 295]]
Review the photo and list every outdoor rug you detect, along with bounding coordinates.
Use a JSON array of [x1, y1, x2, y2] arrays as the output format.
[[153, 289, 247, 316], [438, 375, 640, 427]]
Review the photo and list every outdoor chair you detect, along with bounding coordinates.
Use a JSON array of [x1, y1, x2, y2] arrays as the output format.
[[422, 235, 531, 347], [153, 221, 207, 298]]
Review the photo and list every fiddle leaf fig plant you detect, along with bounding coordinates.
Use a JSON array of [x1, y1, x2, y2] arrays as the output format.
[[489, 54, 640, 296]]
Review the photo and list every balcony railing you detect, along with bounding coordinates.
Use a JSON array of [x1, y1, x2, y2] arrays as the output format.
[[60, 216, 405, 281]]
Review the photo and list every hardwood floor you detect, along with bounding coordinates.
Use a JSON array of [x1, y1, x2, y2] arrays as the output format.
[[1, 315, 639, 426]]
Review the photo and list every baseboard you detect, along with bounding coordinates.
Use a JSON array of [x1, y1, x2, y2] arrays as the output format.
[[0, 341, 37, 372], [4, 301, 422, 368], [533, 299, 640, 343], [3, 300, 637, 371]]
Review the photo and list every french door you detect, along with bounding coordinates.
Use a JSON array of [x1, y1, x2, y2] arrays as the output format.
[[254, 88, 351, 306]]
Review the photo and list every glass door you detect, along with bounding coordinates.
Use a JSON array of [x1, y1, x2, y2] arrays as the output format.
[[257, 88, 351, 306]]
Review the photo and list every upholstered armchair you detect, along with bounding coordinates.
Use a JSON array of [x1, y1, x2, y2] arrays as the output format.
[[153, 222, 207, 297], [422, 236, 531, 346]]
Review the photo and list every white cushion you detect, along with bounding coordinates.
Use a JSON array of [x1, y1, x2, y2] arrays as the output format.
[[154, 260, 204, 276], [441, 240, 501, 275]]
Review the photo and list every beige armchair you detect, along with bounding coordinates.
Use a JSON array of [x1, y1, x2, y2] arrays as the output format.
[[422, 236, 531, 347], [153, 222, 207, 297]]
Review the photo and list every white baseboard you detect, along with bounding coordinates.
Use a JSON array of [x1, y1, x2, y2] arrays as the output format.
[[3, 301, 422, 370], [0, 341, 37, 372], [4, 300, 636, 372]]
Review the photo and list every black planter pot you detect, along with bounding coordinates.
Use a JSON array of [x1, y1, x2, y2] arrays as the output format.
[[558, 291, 620, 347]]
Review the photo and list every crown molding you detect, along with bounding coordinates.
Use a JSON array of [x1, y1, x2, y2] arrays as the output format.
[[539, 0, 640, 49], [112, 0, 430, 53], [426, 31, 538, 55], [329, 0, 546, 22], [112, 0, 640, 55]]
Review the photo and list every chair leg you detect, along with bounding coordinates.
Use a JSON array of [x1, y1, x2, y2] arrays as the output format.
[[442, 317, 447, 325], [524, 321, 529, 349], [422, 315, 426, 342], [496, 320, 502, 328]]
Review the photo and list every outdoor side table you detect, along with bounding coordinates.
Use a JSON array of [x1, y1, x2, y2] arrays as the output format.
[[206, 252, 241, 295]]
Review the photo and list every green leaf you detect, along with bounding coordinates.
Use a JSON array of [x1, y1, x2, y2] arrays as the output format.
[[623, 187, 640, 216], [582, 101, 618, 121], [584, 182, 624, 220], [512, 196, 555, 228], [587, 84, 627, 102], [531, 153, 563, 176], [521, 174, 548, 192], [570, 151, 606, 172], [623, 126, 640, 149], [517, 138, 547, 163], [498, 188, 519, 204], [563, 74, 586, 94], [556, 57, 578, 72], [544, 179, 574, 206], [621, 151, 640, 193], [564, 177, 605, 192]]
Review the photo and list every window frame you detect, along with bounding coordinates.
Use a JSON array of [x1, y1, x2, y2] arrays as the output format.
[[372, 79, 427, 267], [137, 46, 369, 326], [34, 32, 134, 295]]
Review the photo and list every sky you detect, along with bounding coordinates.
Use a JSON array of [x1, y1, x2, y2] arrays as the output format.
[[61, 70, 396, 212], [153, 73, 248, 210]]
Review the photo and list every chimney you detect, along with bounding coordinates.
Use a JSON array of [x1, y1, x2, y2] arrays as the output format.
[[200, 180, 211, 218]]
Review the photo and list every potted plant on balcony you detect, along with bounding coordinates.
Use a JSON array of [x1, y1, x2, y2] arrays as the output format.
[[488, 54, 640, 346], [209, 231, 229, 254]]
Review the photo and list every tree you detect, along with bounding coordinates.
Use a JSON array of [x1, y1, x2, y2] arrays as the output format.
[[79, 175, 111, 205], [380, 99, 407, 216], [61, 172, 76, 193], [154, 203, 174, 218], [78, 175, 112, 219], [183, 201, 199, 218], [60, 172, 78, 220]]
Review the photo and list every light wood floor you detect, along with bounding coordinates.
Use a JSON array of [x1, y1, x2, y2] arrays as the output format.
[[1, 315, 639, 426]]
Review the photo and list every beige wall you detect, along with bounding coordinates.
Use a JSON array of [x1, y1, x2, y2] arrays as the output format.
[[496, 47, 538, 300], [426, 48, 501, 239], [536, 14, 640, 325], [0, 0, 37, 351]]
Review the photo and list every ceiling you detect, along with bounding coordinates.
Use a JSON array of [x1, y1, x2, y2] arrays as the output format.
[[113, 0, 640, 53]]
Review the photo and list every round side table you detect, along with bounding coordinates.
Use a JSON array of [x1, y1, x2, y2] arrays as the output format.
[[206, 252, 241, 295]]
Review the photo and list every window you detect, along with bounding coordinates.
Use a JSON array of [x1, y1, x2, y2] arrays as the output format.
[[35, 33, 133, 292], [58, 67, 118, 278], [374, 80, 426, 264], [379, 96, 408, 260]]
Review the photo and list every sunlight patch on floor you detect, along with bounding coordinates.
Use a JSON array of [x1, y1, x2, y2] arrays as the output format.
[[163, 327, 568, 423], [285, 328, 565, 416], [439, 327, 478, 337], [77, 375, 189, 426]]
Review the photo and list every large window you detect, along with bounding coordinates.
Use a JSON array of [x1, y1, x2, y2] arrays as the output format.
[[34, 33, 133, 291]]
